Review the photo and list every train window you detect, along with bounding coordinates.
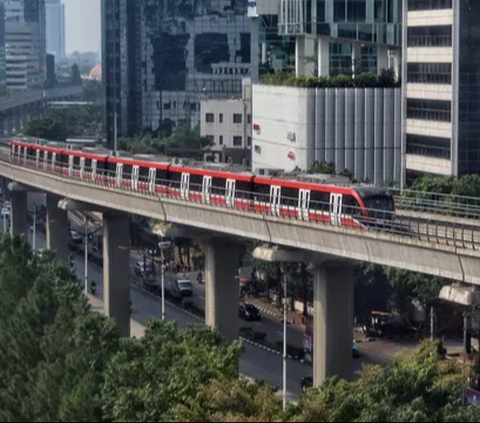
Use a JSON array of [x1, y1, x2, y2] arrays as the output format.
[[209, 177, 224, 196], [189, 173, 203, 192], [169, 170, 182, 187], [155, 168, 168, 183], [123, 164, 133, 179], [139, 165, 149, 180], [253, 182, 270, 203], [310, 190, 330, 212], [236, 180, 253, 201], [280, 187, 298, 208]]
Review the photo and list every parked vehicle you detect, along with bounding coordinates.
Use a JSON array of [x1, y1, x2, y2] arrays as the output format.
[[239, 303, 261, 321]]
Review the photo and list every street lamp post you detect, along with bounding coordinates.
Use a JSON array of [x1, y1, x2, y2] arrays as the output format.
[[158, 240, 171, 321], [84, 215, 89, 295], [32, 204, 37, 250]]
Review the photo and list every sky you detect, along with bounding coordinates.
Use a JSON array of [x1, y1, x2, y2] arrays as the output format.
[[62, 0, 101, 54]]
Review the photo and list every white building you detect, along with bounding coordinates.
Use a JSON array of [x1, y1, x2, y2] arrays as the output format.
[[252, 83, 402, 186], [201, 79, 252, 160], [4, 0, 23, 21], [5, 21, 43, 90], [45, 0, 65, 61]]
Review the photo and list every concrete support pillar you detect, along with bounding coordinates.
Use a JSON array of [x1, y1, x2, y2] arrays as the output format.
[[103, 212, 130, 337], [313, 262, 354, 386], [46, 194, 69, 264], [204, 239, 241, 341], [318, 36, 330, 77], [352, 43, 362, 76], [377, 44, 389, 74], [10, 191, 27, 237], [296, 35, 306, 77]]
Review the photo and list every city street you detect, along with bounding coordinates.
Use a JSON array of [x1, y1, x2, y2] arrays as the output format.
[[9, 212, 379, 398]]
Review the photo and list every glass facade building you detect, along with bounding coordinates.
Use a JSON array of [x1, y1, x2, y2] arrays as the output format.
[[103, 0, 252, 147], [403, 0, 480, 181]]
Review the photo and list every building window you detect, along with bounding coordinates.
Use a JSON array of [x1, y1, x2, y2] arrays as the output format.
[[254, 145, 262, 154], [407, 98, 451, 122], [407, 0, 452, 11], [406, 134, 451, 159], [219, 113, 223, 123], [247, 136, 252, 147], [247, 114, 251, 124], [233, 113, 242, 124], [407, 63, 452, 84], [205, 113, 214, 123], [233, 136, 243, 146], [219, 135, 223, 146], [407, 26, 452, 47]]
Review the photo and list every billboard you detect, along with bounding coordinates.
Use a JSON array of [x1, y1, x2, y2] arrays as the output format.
[[247, 1, 258, 17]]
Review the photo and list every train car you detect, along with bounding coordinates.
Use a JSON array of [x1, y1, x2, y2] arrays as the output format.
[[168, 161, 254, 208], [8, 140, 395, 229]]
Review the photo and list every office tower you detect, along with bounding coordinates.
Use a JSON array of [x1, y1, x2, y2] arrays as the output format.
[[0, 1, 5, 93], [403, 0, 480, 183], [45, 0, 65, 60], [102, 0, 251, 149]]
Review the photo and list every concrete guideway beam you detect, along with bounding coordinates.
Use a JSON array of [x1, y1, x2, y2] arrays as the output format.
[[58, 198, 107, 213], [46, 194, 69, 264], [103, 211, 131, 338], [204, 238, 242, 341], [314, 262, 354, 386], [2, 161, 480, 284]]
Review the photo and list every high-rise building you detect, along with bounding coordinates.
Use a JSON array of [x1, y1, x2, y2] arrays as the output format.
[[102, 0, 252, 149], [0, 1, 6, 93], [249, 0, 402, 81], [5, 20, 43, 89], [45, 0, 65, 61], [4, 0, 46, 86], [402, 0, 480, 183]]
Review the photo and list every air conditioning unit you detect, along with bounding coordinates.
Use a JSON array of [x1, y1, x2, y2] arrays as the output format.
[[173, 158, 184, 165]]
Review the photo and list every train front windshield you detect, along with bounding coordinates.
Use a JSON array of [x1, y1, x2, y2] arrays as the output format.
[[364, 196, 395, 221]]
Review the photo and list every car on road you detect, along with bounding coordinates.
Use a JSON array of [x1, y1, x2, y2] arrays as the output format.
[[169, 277, 193, 297], [70, 230, 83, 244], [239, 303, 261, 321]]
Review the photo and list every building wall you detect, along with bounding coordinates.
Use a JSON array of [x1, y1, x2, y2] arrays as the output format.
[[46, 0, 65, 61], [200, 99, 252, 151], [5, 21, 43, 90], [0, 1, 6, 93], [252, 84, 402, 186]]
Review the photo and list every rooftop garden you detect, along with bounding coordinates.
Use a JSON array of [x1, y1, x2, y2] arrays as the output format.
[[259, 68, 399, 89]]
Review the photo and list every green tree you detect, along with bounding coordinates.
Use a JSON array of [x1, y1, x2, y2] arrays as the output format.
[[101, 321, 243, 422], [22, 115, 70, 141], [171, 378, 284, 422], [309, 161, 337, 175], [292, 340, 480, 422], [0, 235, 120, 421]]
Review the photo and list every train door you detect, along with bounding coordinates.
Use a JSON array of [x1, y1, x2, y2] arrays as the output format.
[[132, 165, 139, 190], [298, 189, 311, 221], [23, 147, 27, 164], [180, 173, 190, 200], [269, 185, 281, 216], [202, 176, 212, 204], [80, 157, 85, 179], [329, 193, 343, 226], [225, 179, 236, 207], [42, 151, 48, 170], [148, 168, 156, 193], [115, 163, 123, 188], [68, 155, 74, 177], [51, 153, 57, 172], [92, 159, 98, 181], [36, 149, 40, 168]]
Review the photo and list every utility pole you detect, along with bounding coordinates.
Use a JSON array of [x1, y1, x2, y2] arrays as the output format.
[[283, 271, 288, 412], [84, 215, 89, 295], [32, 204, 36, 250], [158, 240, 171, 321]]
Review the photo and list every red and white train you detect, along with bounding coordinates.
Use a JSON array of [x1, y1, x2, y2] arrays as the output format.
[[9, 139, 395, 228]]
